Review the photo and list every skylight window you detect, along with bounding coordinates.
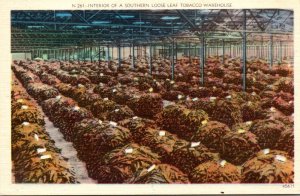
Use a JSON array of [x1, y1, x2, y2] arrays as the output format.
[[92, 21, 111, 24], [56, 12, 72, 17], [116, 15, 135, 19], [73, 26, 90, 29], [133, 21, 145, 25], [27, 26, 44, 28], [161, 16, 180, 20]]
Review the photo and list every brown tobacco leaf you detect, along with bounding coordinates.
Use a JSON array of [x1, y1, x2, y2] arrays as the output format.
[[159, 104, 208, 140], [242, 150, 294, 183], [126, 164, 190, 184], [249, 119, 285, 149], [275, 128, 294, 157], [73, 118, 132, 160], [168, 142, 219, 174], [189, 160, 241, 183], [94, 143, 161, 183], [139, 128, 184, 161], [128, 93, 163, 118], [221, 131, 261, 165], [192, 121, 231, 152], [211, 99, 243, 128], [12, 108, 45, 127], [27, 83, 59, 102]]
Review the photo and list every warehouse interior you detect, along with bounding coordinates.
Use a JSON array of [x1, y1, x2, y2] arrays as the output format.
[[11, 9, 294, 184]]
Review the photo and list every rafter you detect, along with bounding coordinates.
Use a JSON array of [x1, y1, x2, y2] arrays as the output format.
[[248, 9, 264, 31], [176, 10, 197, 29], [11, 10, 293, 53]]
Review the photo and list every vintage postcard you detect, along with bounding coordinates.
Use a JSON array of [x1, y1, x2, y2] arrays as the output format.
[[0, 0, 299, 195]]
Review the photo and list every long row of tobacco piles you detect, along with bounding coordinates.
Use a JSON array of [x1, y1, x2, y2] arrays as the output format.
[[11, 73, 77, 183], [11, 56, 294, 183]]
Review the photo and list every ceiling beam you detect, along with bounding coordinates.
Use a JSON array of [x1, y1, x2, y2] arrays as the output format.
[[225, 10, 243, 37], [12, 20, 182, 29], [248, 9, 264, 31], [263, 10, 278, 31], [176, 10, 197, 29]]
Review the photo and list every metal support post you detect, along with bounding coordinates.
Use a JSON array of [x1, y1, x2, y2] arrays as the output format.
[[279, 41, 282, 63], [168, 44, 171, 59], [77, 48, 80, 63], [200, 34, 205, 85], [207, 44, 209, 57], [131, 44, 135, 68], [269, 34, 273, 68], [81, 48, 83, 61], [68, 49, 70, 61], [123, 46, 126, 58], [83, 45, 85, 60], [175, 42, 178, 63], [77, 48, 80, 62], [188, 42, 191, 63], [118, 45, 121, 67], [84, 47, 89, 60], [82, 47, 84, 61], [260, 38, 264, 58], [107, 46, 110, 61], [150, 43, 152, 74], [132, 44, 135, 68], [222, 39, 225, 64], [86, 46, 88, 61], [171, 39, 175, 80], [242, 9, 247, 91], [204, 43, 207, 60], [99, 45, 101, 65], [216, 41, 219, 56], [90, 46, 93, 62]]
